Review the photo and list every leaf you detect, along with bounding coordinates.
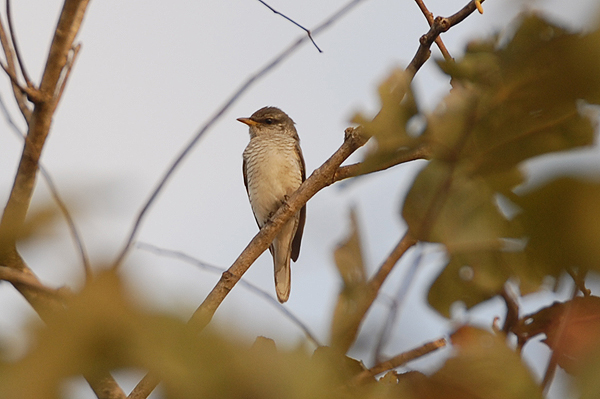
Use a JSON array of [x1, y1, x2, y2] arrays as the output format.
[[0, 272, 339, 399], [352, 68, 421, 172], [428, 250, 533, 318], [513, 296, 600, 374], [403, 160, 509, 246], [403, 14, 600, 317], [408, 326, 543, 399], [330, 209, 368, 353], [514, 177, 600, 275]]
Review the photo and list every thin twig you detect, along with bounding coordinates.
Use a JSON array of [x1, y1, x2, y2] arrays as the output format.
[[6, 0, 33, 89], [136, 242, 322, 347], [257, 0, 322, 53], [331, 232, 418, 354], [54, 43, 81, 108], [351, 338, 447, 385], [112, 0, 366, 270], [373, 246, 424, 364], [0, 92, 92, 280], [0, 15, 31, 120], [413, 0, 453, 61], [406, 0, 485, 78], [334, 143, 431, 182]]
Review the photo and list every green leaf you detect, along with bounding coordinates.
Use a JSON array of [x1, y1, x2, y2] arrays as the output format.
[[514, 177, 600, 275]]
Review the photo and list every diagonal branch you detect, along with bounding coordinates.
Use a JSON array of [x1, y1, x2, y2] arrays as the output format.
[[0, 0, 90, 259], [350, 337, 447, 385], [0, 92, 92, 279], [0, 15, 31, 120], [413, 0, 453, 61], [6, 0, 33, 89], [257, 0, 322, 52], [406, 0, 486, 78]]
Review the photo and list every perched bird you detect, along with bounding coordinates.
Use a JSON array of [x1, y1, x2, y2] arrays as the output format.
[[238, 106, 306, 303]]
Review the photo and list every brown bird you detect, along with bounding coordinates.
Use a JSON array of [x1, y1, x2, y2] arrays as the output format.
[[238, 106, 306, 303]]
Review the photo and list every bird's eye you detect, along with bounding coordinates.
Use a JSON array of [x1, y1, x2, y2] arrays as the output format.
[[264, 118, 274, 125]]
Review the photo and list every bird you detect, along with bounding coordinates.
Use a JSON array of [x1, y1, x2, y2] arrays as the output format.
[[238, 106, 306, 303]]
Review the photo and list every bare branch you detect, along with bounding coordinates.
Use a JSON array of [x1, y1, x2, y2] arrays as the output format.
[[136, 242, 322, 347], [331, 231, 418, 354], [373, 247, 424, 364], [257, 0, 322, 53], [0, 0, 90, 258], [0, 265, 64, 296], [334, 143, 431, 182], [54, 43, 81, 110], [0, 15, 31, 120], [6, 0, 34, 89], [0, 92, 92, 279], [406, 0, 486, 78], [351, 338, 447, 385], [112, 0, 367, 270], [413, 0, 453, 61]]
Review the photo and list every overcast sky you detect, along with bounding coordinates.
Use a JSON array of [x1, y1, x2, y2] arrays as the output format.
[[0, 0, 599, 397]]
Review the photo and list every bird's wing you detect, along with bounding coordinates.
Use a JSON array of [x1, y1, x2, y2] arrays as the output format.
[[291, 143, 306, 262]]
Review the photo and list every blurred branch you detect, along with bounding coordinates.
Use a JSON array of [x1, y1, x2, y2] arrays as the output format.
[[413, 0, 453, 61], [0, 265, 65, 296], [0, 86, 91, 280], [257, 0, 322, 52], [331, 231, 418, 354], [373, 247, 424, 364], [0, 14, 31, 120], [54, 43, 81, 110], [500, 285, 519, 334], [0, 0, 90, 261], [136, 242, 322, 347], [113, 0, 366, 269], [351, 338, 447, 384], [406, 0, 486, 78]]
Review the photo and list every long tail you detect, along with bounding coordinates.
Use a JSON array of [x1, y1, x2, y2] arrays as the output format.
[[272, 217, 298, 303]]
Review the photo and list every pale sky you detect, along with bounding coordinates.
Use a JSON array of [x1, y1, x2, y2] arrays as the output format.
[[0, 0, 599, 397]]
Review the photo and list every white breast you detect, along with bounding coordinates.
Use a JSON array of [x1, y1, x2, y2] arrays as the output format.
[[243, 137, 303, 226]]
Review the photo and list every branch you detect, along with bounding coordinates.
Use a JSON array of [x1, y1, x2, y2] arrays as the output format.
[[112, 0, 367, 269], [406, 0, 486, 78], [0, 15, 31, 120], [350, 338, 447, 385], [334, 143, 431, 182], [331, 231, 418, 354], [257, 0, 322, 52], [0, 0, 90, 260], [413, 0, 453, 61], [0, 92, 91, 279], [6, 0, 33, 89], [136, 242, 322, 347]]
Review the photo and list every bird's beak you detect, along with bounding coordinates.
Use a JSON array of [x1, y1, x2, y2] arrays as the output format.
[[237, 117, 258, 126]]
